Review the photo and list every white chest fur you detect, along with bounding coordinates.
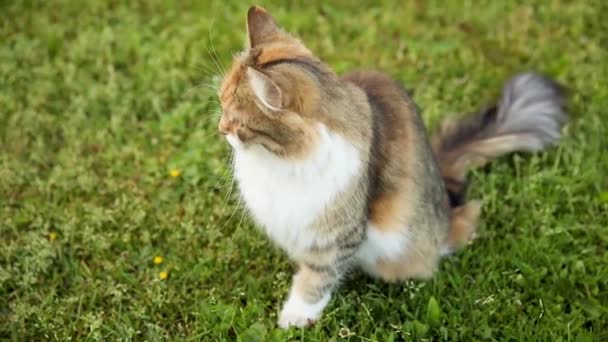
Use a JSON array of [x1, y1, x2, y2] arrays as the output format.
[[229, 125, 362, 255]]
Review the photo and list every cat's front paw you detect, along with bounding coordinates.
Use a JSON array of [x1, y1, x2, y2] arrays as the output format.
[[278, 310, 317, 328], [278, 292, 331, 329]]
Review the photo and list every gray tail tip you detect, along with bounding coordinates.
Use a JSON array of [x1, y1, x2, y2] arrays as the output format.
[[505, 71, 569, 107], [498, 71, 569, 139]]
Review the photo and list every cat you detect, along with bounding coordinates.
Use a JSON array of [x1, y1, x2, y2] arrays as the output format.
[[217, 6, 567, 328]]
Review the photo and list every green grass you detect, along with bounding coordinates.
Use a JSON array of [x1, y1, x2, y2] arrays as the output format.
[[1, 0, 607, 340]]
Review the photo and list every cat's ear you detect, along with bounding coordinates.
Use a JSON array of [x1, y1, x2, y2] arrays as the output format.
[[247, 67, 282, 111], [247, 6, 279, 48]]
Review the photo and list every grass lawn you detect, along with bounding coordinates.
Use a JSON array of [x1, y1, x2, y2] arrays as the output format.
[[1, 0, 607, 340]]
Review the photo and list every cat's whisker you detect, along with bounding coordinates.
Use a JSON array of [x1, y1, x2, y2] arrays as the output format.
[[191, 44, 224, 79], [204, 35, 226, 79], [208, 172, 233, 184], [211, 154, 235, 191], [206, 99, 223, 107], [183, 77, 221, 98], [192, 82, 220, 91], [230, 201, 248, 242], [221, 188, 245, 236], [218, 149, 241, 234], [220, 168, 237, 215], [190, 63, 219, 79], [208, 24, 227, 77], [183, 85, 216, 97], [205, 47, 224, 80], [194, 115, 221, 127], [212, 179, 236, 190], [193, 129, 223, 142]]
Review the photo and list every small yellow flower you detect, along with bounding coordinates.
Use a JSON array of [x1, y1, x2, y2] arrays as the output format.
[[49, 232, 57, 241], [159, 271, 168, 280], [153, 256, 163, 265], [169, 169, 181, 178]]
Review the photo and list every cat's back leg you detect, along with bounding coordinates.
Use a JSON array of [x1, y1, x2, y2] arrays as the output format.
[[356, 189, 446, 282]]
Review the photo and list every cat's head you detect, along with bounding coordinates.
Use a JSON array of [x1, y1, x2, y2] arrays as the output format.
[[218, 6, 337, 158]]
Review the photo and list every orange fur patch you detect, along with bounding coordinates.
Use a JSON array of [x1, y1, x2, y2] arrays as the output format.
[[368, 191, 411, 231], [257, 42, 312, 65], [375, 246, 438, 282], [447, 201, 481, 250], [219, 59, 247, 104]]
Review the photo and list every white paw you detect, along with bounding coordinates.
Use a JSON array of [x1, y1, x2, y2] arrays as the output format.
[[278, 291, 331, 329], [278, 310, 317, 328]]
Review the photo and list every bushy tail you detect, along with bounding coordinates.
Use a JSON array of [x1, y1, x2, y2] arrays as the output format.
[[433, 72, 568, 252]]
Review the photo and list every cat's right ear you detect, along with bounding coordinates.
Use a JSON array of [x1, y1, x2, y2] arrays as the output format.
[[247, 6, 279, 48]]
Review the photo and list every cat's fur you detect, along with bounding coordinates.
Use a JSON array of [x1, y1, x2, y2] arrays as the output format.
[[217, 6, 567, 328]]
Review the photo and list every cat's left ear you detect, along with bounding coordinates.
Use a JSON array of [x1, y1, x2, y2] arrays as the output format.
[[247, 6, 279, 48], [247, 67, 282, 112]]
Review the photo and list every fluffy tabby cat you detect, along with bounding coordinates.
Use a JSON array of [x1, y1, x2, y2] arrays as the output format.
[[217, 6, 567, 328]]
